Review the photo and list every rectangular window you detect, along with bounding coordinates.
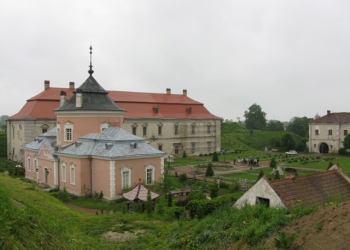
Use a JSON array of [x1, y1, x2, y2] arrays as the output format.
[[315, 129, 319, 135], [328, 130, 332, 136], [158, 126, 162, 135], [132, 127, 136, 135], [344, 130, 348, 136], [70, 166, 75, 185], [146, 169, 153, 184], [143, 127, 147, 136], [314, 144, 316, 148], [174, 125, 179, 135], [62, 165, 66, 182], [207, 125, 211, 134], [256, 197, 270, 207], [42, 128, 48, 133], [158, 145, 162, 151], [122, 171, 129, 188], [191, 125, 195, 135], [66, 128, 72, 141], [207, 142, 211, 152], [191, 142, 195, 154]]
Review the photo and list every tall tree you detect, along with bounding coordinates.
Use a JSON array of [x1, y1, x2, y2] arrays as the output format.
[[343, 134, 350, 150], [244, 104, 267, 131], [280, 133, 296, 151], [267, 120, 285, 131], [286, 116, 313, 138]]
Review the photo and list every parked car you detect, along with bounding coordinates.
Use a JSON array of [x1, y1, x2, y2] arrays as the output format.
[[285, 150, 297, 155]]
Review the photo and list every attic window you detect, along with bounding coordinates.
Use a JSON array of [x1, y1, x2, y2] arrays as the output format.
[[153, 105, 159, 113], [105, 143, 113, 150], [187, 107, 192, 114], [256, 197, 270, 207], [130, 142, 137, 148]]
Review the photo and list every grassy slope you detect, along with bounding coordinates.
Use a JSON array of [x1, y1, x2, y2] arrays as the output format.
[[221, 122, 305, 151]]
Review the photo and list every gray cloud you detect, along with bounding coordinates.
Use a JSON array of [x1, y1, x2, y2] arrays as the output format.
[[1, 0, 349, 122]]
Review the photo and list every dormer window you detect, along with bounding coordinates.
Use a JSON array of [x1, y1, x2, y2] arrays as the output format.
[[153, 105, 159, 113], [187, 107, 192, 114]]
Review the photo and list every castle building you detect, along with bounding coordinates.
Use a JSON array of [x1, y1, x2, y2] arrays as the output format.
[[24, 50, 166, 198], [8, 60, 220, 162], [308, 110, 350, 154]]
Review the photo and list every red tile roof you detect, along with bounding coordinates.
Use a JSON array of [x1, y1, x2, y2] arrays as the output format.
[[311, 112, 350, 123], [10, 87, 219, 120], [270, 170, 350, 208]]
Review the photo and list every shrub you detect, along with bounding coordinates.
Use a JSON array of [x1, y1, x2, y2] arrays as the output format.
[[98, 190, 104, 200], [182, 151, 187, 158], [209, 183, 219, 198], [165, 206, 185, 219], [270, 158, 277, 168], [339, 148, 346, 155], [275, 230, 298, 249], [212, 152, 219, 162], [179, 173, 188, 183], [188, 191, 206, 201], [327, 161, 333, 170], [206, 163, 214, 177]]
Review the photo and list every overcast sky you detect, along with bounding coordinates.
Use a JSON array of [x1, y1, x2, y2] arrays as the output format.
[[1, 1, 349, 122]]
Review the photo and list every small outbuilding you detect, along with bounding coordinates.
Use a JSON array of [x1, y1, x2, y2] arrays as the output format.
[[234, 165, 350, 209]]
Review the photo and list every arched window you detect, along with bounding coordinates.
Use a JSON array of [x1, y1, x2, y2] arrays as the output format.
[[64, 122, 74, 142], [61, 162, 67, 182]]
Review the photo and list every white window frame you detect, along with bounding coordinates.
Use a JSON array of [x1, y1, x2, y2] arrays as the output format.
[[100, 122, 109, 132], [328, 129, 332, 136], [70, 163, 76, 185], [145, 164, 155, 185], [64, 122, 74, 142], [121, 166, 131, 189], [61, 162, 67, 182], [27, 156, 31, 171]]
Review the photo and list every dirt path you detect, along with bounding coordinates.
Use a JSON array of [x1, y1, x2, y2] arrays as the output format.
[[66, 203, 98, 215]]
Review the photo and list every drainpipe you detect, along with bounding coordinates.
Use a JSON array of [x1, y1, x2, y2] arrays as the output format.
[[89, 155, 93, 196], [57, 158, 60, 190]]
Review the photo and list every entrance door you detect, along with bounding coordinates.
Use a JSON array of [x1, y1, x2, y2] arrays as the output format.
[[319, 143, 329, 154], [44, 168, 49, 184]]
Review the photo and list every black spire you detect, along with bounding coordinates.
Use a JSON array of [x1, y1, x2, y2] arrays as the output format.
[[88, 46, 94, 75]]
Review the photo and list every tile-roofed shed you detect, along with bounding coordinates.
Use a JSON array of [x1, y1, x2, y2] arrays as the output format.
[[270, 169, 350, 208]]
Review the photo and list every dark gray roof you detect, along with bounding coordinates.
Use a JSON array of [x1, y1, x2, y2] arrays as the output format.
[[55, 75, 125, 112], [24, 127, 57, 153], [57, 127, 165, 159]]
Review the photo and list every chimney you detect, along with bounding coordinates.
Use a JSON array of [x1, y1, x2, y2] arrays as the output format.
[[285, 168, 297, 179], [327, 110, 331, 115], [69, 82, 75, 89], [183, 89, 187, 96], [44, 80, 50, 90], [166, 88, 171, 94], [60, 91, 67, 107], [76, 88, 83, 108]]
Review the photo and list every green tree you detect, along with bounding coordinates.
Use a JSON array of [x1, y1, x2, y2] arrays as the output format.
[[145, 190, 153, 216], [209, 183, 219, 198], [257, 169, 264, 181], [267, 120, 285, 131], [274, 170, 280, 180], [270, 158, 277, 168], [286, 116, 313, 138], [343, 134, 350, 150], [280, 133, 296, 151], [206, 163, 214, 177], [244, 104, 267, 131], [212, 152, 219, 162], [179, 173, 188, 183], [167, 192, 173, 207]]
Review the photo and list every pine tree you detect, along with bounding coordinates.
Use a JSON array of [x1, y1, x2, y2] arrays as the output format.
[[212, 152, 219, 162], [257, 169, 264, 181], [145, 190, 152, 216], [269, 158, 277, 168], [274, 170, 280, 180], [206, 163, 214, 177]]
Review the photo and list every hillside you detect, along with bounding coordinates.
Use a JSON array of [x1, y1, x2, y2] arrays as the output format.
[[221, 122, 306, 152], [263, 201, 350, 250]]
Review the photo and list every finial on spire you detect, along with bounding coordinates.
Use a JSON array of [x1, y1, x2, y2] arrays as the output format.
[[88, 45, 94, 75]]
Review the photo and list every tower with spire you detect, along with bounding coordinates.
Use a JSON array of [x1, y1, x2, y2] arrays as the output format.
[[54, 47, 126, 146]]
